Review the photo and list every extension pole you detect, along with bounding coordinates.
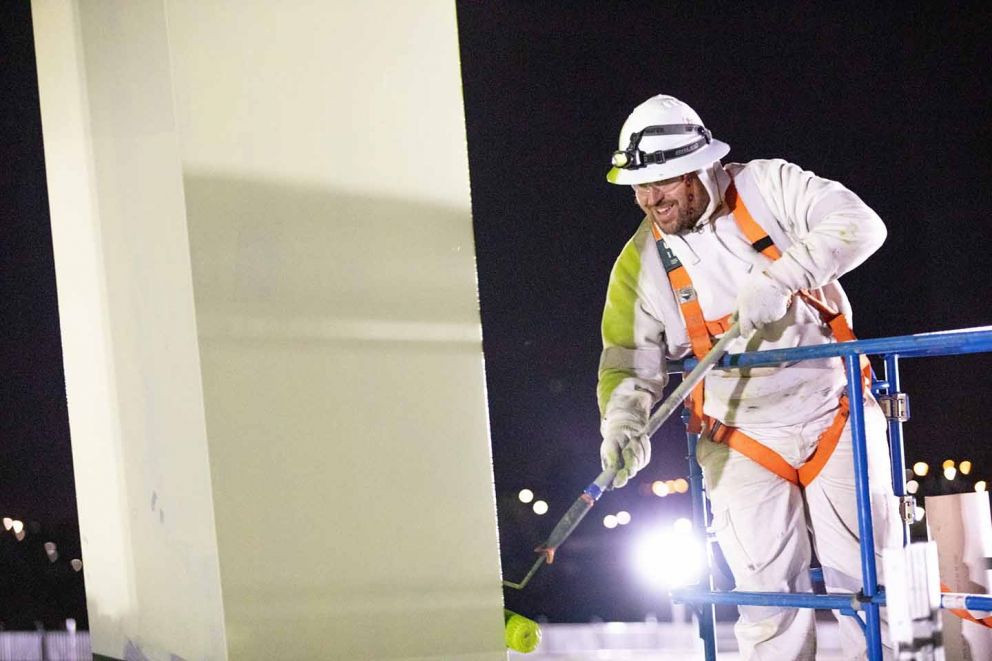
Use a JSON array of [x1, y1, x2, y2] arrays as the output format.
[[503, 321, 741, 590]]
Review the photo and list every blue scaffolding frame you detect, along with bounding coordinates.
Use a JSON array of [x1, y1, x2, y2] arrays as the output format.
[[667, 326, 992, 660]]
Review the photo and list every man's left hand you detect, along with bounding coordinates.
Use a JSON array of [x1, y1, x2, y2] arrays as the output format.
[[737, 270, 793, 335]]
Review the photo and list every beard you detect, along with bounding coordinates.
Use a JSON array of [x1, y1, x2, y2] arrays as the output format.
[[655, 204, 702, 234], [647, 198, 703, 235]]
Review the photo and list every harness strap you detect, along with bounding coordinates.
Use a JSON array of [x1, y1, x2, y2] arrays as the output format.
[[653, 179, 870, 487], [711, 424, 800, 486], [651, 222, 712, 433], [796, 396, 850, 486], [711, 396, 851, 488], [706, 314, 734, 336]]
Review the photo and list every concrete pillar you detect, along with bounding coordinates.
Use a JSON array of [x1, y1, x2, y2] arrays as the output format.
[[32, 1, 504, 659]]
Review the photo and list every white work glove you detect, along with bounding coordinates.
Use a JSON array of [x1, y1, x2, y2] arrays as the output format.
[[736, 270, 793, 336], [600, 414, 651, 489]]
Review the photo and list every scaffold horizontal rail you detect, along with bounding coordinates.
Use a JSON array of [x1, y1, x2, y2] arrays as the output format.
[[671, 588, 869, 611], [677, 326, 992, 372]]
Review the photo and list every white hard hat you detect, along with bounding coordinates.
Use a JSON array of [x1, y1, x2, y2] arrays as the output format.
[[607, 95, 730, 185]]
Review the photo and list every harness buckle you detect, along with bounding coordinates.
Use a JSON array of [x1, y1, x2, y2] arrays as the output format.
[[675, 286, 696, 303], [878, 392, 911, 422]]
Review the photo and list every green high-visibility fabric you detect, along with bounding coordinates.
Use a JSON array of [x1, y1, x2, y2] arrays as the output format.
[[598, 237, 641, 416]]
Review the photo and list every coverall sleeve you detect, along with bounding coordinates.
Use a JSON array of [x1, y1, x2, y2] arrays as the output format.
[[597, 235, 669, 424], [750, 159, 888, 292]]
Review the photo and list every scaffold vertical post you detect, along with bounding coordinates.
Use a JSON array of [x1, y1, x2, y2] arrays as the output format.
[[883, 353, 911, 545], [683, 408, 717, 661], [845, 353, 884, 661]]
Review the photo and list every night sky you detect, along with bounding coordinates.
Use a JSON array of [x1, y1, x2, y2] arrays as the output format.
[[0, 2, 990, 631], [1, 2, 86, 629]]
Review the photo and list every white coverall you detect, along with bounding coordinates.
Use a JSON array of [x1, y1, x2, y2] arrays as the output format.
[[598, 159, 901, 660]]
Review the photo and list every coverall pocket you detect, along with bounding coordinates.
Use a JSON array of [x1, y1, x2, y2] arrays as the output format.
[[709, 490, 810, 592]]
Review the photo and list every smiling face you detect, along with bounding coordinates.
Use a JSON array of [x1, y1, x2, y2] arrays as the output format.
[[633, 172, 710, 235]]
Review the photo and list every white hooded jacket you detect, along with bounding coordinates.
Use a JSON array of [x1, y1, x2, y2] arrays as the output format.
[[598, 158, 887, 435]]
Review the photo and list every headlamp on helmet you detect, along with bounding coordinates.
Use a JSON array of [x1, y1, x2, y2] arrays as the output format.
[[610, 124, 713, 171]]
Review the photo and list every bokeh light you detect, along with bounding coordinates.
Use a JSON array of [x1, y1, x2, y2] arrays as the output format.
[[603, 514, 618, 529], [912, 462, 929, 477], [633, 521, 703, 589], [959, 460, 972, 475], [518, 488, 534, 504], [532, 500, 548, 515], [616, 511, 631, 525], [651, 481, 670, 497]]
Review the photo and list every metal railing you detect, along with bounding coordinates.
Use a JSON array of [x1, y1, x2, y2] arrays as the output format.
[[666, 326, 992, 661]]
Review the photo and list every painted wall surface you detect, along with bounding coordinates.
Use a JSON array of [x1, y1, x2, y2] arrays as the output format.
[[166, 2, 506, 660], [31, 1, 227, 659], [33, 0, 503, 657]]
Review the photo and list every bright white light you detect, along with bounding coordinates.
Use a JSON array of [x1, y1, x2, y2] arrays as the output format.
[[518, 489, 534, 504], [70, 559, 83, 572], [11, 520, 24, 535], [906, 480, 919, 495], [960, 461, 972, 475], [2, 517, 11, 531], [532, 500, 548, 515], [912, 462, 929, 477], [603, 515, 618, 529], [673, 517, 693, 534], [651, 481, 670, 497], [944, 467, 957, 481], [914, 506, 926, 522], [616, 511, 631, 525], [633, 523, 704, 589], [976, 481, 987, 493]]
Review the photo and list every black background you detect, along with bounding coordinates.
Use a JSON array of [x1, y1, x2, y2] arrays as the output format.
[[1, 2, 86, 629]]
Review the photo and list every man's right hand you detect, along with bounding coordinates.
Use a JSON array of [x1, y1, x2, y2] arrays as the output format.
[[600, 421, 651, 489]]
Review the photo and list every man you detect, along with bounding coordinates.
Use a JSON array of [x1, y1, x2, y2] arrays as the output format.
[[597, 94, 899, 660]]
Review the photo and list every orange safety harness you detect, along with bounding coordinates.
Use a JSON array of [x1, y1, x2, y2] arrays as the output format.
[[652, 181, 871, 488]]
